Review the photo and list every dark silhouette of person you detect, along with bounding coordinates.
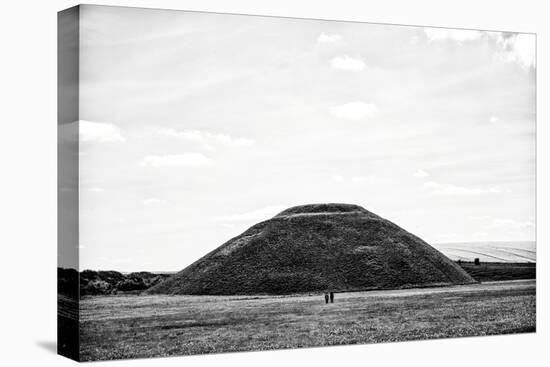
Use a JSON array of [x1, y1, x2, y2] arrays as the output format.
[[324, 293, 329, 304], [330, 292, 334, 303]]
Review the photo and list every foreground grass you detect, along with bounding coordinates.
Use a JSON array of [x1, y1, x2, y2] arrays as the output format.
[[79, 280, 535, 361]]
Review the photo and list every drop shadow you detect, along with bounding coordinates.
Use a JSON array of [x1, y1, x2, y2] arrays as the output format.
[[36, 340, 57, 354]]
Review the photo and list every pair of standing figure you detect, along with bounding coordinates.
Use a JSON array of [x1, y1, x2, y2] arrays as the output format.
[[324, 292, 334, 304]]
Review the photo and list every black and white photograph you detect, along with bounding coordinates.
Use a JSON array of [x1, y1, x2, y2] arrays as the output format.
[[55, 3, 537, 363]]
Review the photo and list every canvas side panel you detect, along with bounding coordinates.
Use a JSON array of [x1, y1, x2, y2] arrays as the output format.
[[57, 5, 80, 362]]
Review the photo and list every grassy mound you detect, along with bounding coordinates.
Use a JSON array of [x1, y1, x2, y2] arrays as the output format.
[[147, 204, 475, 295]]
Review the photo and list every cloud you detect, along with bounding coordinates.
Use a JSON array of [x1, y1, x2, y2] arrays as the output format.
[[423, 28, 482, 43], [79, 120, 125, 142], [469, 215, 535, 232], [434, 233, 460, 242], [424, 181, 502, 196], [111, 258, 135, 264], [413, 169, 430, 178], [213, 205, 287, 222], [331, 174, 345, 183], [317, 33, 341, 44], [330, 101, 377, 120], [158, 128, 255, 149], [492, 33, 535, 69], [468, 215, 492, 221], [472, 231, 489, 239], [331, 174, 385, 185], [139, 153, 212, 167], [142, 198, 167, 205], [423, 28, 535, 69], [489, 116, 499, 123], [489, 218, 534, 229], [330, 55, 366, 72], [350, 175, 381, 184]]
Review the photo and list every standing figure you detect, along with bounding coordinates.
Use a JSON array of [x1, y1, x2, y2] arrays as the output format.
[[324, 293, 329, 304], [330, 292, 334, 303]]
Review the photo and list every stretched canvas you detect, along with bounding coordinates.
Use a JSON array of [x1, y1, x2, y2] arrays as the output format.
[[58, 4, 536, 362]]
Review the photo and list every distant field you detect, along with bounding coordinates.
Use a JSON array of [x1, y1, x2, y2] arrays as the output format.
[[458, 262, 536, 282], [79, 280, 535, 361], [433, 241, 535, 263]]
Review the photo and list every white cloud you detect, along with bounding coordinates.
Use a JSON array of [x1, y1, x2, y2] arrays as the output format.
[[317, 33, 341, 44], [468, 215, 492, 221], [489, 218, 534, 229], [413, 169, 430, 178], [330, 101, 377, 120], [423, 28, 535, 69], [213, 205, 287, 222], [80, 120, 125, 142], [434, 233, 460, 242], [424, 181, 502, 196], [158, 128, 255, 149], [472, 231, 489, 239], [469, 216, 534, 230], [142, 198, 167, 205], [350, 175, 380, 184], [489, 116, 499, 123], [139, 153, 213, 167], [492, 33, 535, 69], [331, 174, 384, 185], [330, 55, 366, 72], [331, 174, 345, 182], [424, 28, 482, 43], [111, 258, 135, 264], [468, 216, 535, 238]]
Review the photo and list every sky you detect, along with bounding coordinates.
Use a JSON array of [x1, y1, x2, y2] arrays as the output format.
[[76, 5, 536, 272]]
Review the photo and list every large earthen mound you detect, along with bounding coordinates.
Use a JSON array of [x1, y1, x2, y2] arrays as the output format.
[[147, 204, 475, 295]]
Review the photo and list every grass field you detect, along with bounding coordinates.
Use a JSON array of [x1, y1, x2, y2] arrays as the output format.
[[79, 279, 535, 361], [458, 262, 536, 282]]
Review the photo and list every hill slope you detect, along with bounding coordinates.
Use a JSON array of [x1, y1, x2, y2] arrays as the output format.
[[147, 204, 475, 295]]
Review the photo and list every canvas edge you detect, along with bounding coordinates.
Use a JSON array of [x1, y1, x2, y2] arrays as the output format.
[[57, 4, 81, 362]]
